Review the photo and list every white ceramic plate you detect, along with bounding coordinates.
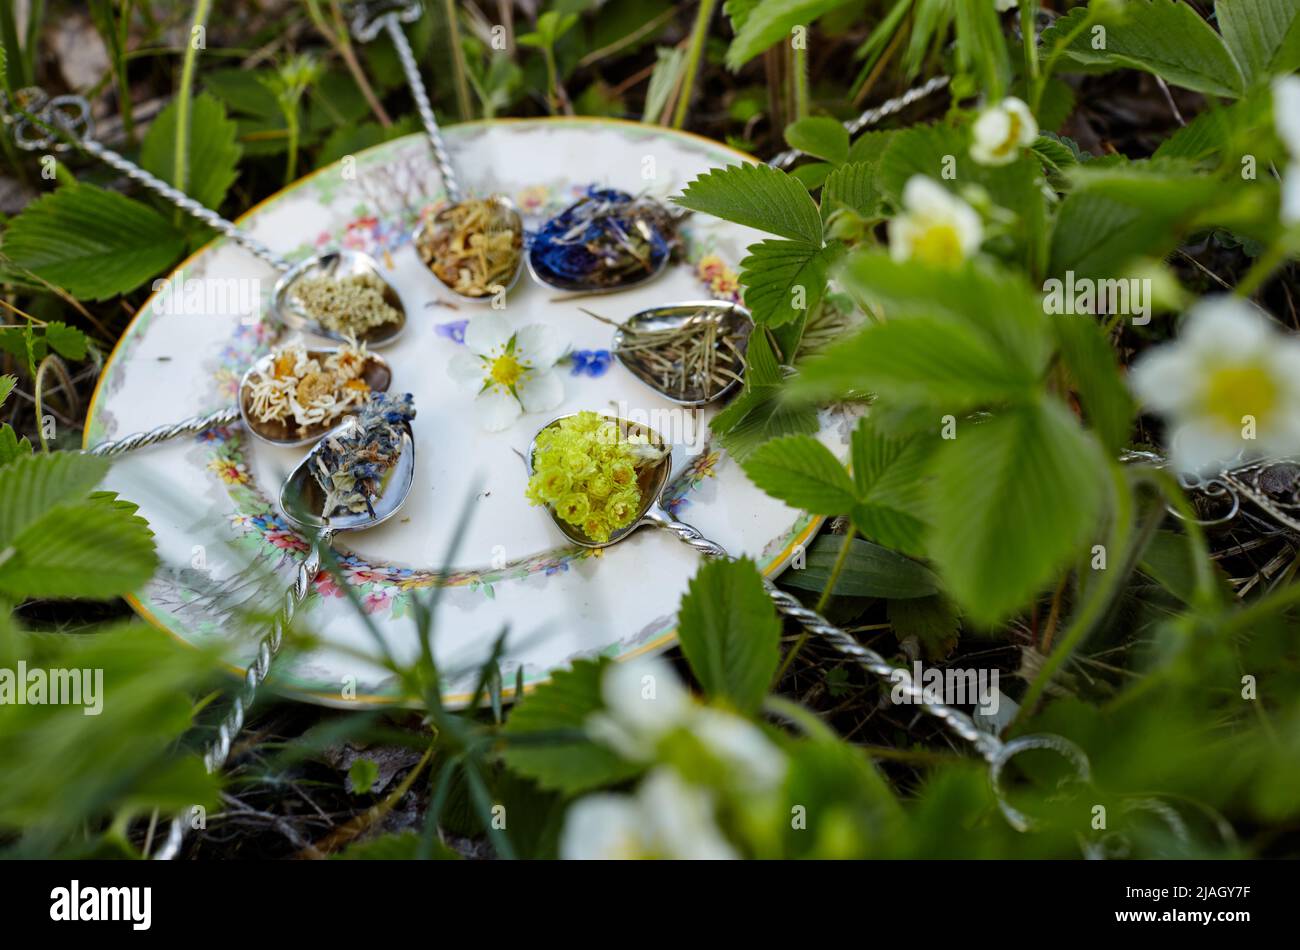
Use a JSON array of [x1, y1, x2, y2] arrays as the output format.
[[85, 118, 852, 707]]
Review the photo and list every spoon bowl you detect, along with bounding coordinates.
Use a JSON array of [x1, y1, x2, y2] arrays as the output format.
[[612, 300, 754, 407], [528, 413, 673, 549], [271, 250, 406, 348], [413, 194, 525, 303], [280, 417, 415, 533], [527, 190, 678, 296], [237, 346, 392, 447]]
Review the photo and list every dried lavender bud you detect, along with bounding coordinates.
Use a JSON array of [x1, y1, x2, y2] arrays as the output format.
[[309, 392, 416, 519]]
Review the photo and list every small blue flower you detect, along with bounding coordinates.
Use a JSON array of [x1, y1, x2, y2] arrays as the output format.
[[568, 349, 612, 378], [436, 319, 469, 344]]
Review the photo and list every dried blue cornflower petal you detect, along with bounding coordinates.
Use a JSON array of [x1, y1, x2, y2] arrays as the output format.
[[310, 391, 416, 519], [529, 187, 675, 289]]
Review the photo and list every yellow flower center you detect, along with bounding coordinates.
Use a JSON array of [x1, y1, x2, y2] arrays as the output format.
[[912, 223, 965, 267], [994, 111, 1023, 158], [489, 352, 524, 388], [1200, 362, 1278, 430]]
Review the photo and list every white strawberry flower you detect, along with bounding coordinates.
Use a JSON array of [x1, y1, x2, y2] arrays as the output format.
[[559, 768, 739, 860], [585, 655, 693, 760], [1130, 297, 1300, 473], [970, 96, 1038, 166], [1273, 76, 1300, 225], [994, 0, 1019, 10], [888, 176, 984, 267], [447, 313, 564, 431], [586, 655, 787, 793], [1273, 75, 1300, 156]]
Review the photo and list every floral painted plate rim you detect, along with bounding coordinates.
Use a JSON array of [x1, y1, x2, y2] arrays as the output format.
[[83, 116, 828, 709]]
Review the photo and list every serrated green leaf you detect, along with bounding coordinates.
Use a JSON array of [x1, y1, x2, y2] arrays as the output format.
[[821, 161, 883, 221], [1031, 134, 1080, 177], [1041, 0, 1245, 98], [1153, 97, 1264, 160], [501, 659, 641, 795], [792, 319, 1034, 410], [847, 129, 897, 165], [739, 239, 835, 327], [676, 163, 824, 243], [1048, 166, 1224, 280], [0, 374, 14, 406], [42, 322, 87, 361], [140, 93, 242, 213], [780, 534, 939, 599], [725, 0, 855, 70], [712, 383, 821, 461], [1216, 0, 1300, 86], [792, 255, 1049, 410], [712, 330, 820, 460], [848, 417, 933, 557], [0, 451, 109, 545], [0, 426, 32, 466], [742, 434, 858, 513], [676, 557, 780, 713], [837, 253, 1050, 377], [0, 491, 158, 600], [3, 184, 186, 300], [927, 399, 1106, 625], [785, 116, 849, 164], [789, 161, 833, 191]]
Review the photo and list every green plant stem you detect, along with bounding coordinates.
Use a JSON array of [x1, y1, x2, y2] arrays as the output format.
[[671, 0, 717, 129], [773, 525, 857, 685], [1020, 0, 1040, 96], [543, 45, 560, 115], [443, 0, 474, 120], [792, 42, 811, 121], [118, 1, 135, 143], [173, 0, 213, 223], [1032, 7, 1095, 115], [306, 0, 392, 127], [280, 97, 300, 185]]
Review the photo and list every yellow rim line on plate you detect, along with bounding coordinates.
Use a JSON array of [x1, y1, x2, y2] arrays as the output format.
[[83, 116, 802, 709]]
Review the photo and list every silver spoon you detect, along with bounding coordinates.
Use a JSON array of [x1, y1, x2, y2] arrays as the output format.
[[151, 407, 415, 860], [608, 300, 754, 407], [2, 87, 406, 347], [351, 1, 525, 303], [86, 344, 393, 455], [278, 412, 416, 533], [527, 189, 683, 296], [527, 412, 1087, 822]]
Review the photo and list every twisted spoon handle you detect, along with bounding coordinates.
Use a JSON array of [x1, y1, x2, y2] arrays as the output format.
[[759, 579, 1002, 762], [653, 509, 1002, 763], [87, 406, 241, 457], [767, 75, 951, 170], [152, 528, 334, 860], [79, 138, 289, 272], [381, 16, 461, 203]]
